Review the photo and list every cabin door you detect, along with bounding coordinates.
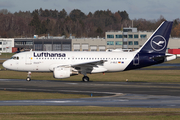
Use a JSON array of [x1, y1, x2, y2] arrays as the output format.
[[25, 53, 32, 65]]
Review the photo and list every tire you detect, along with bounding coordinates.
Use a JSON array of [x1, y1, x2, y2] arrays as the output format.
[[82, 76, 89, 82], [26, 77, 31, 81]]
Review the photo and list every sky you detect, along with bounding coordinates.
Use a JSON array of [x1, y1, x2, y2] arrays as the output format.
[[0, 0, 179, 21]]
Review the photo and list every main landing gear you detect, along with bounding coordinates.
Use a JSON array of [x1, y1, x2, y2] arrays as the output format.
[[82, 76, 89, 82], [26, 71, 31, 81], [81, 70, 89, 82]]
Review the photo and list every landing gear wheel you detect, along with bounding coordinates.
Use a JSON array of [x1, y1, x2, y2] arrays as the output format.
[[82, 76, 89, 82], [27, 72, 31, 81], [26, 77, 31, 81]]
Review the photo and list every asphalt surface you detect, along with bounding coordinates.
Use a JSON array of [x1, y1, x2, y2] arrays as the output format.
[[1, 79, 180, 108]]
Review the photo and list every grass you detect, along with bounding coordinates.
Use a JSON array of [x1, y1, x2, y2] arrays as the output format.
[[0, 53, 14, 59], [0, 106, 180, 120], [0, 69, 180, 83]]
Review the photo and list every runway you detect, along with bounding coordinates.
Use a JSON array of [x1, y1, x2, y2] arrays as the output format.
[[1, 79, 180, 108]]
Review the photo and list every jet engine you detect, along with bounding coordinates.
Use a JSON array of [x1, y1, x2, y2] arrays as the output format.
[[53, 67, 78, 79]]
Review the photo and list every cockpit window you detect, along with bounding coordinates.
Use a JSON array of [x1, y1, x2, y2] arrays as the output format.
[[11, 56, 19, 60], [10, 56, 15, 59]]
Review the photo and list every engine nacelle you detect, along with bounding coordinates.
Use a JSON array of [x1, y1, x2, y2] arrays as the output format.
[[53, 67, 71, 79]]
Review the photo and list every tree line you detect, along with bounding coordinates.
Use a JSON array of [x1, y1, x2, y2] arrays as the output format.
[[0, 8, 180, 38]]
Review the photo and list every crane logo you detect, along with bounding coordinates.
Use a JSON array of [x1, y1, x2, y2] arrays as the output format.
[[151, 35, 166, 51]]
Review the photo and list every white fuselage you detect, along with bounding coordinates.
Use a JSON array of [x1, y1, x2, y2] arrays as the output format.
[[3, 51, 137, 73]]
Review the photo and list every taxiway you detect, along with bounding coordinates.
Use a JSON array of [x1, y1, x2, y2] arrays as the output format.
[[0, 79, 180, 108]]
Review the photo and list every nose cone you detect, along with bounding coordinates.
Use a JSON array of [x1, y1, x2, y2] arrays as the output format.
[[2, 61, 9, 69]]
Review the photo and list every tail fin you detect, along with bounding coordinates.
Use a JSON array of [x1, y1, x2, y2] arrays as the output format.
[[138, 21, 173, 54]]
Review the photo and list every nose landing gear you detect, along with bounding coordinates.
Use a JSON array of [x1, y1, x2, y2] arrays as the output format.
[[26, 72, 31, 81]]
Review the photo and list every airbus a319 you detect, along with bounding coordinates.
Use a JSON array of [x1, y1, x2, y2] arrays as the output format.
[[3, 21, 176, 82]]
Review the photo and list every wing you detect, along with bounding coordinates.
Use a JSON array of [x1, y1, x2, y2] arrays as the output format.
[[70, 60, 108, 74], [50, 60, 108, 75], [54, 60, 107, 68], [71, 60, 107, 68]]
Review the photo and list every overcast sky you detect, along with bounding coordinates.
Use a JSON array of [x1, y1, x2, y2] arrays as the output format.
[[0, 0, 179, 21]]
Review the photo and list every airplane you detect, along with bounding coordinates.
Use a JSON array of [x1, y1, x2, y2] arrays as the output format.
[[2, 21, 177, 82]]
